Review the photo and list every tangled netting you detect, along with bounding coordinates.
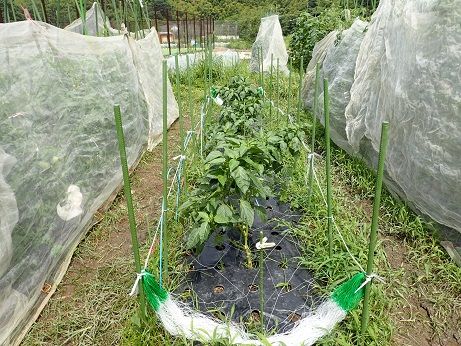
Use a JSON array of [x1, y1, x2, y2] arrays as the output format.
[[0, 20, 178, 345], [303, 0, 461, 239]]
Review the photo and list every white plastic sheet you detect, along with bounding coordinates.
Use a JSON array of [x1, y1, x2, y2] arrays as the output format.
[[0, 20, 178, 345]]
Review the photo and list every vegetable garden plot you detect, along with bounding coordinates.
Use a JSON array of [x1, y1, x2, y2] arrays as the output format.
[[303, 0, 461, 251], [124, 67, 385, 345], [0, 20, 177, 345]]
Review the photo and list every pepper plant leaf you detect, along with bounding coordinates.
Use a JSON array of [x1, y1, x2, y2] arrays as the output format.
[[240, 199, 254, 227], [231, 166, 250, 194]]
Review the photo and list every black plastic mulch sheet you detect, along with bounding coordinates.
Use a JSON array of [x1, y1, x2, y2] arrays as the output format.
[[177, 196, 320, 333]]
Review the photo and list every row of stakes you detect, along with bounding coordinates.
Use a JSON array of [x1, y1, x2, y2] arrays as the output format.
[[114, 47, 390, 337]]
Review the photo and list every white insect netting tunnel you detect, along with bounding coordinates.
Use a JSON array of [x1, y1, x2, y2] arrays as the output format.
[[250, 15, 289, 74], [303, 0, 461, 242], [0, 20, 178, 345]]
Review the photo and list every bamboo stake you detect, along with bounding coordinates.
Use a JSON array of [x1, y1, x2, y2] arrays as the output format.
[[323, 78, 333, 258], [307, 62, 320, 206], [113, 104, 146, 322], [361, 121, 390, 332]]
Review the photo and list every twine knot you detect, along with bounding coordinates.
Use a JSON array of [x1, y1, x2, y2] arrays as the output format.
[[354, 273, 385, 293], [129, 269, 147, 296]]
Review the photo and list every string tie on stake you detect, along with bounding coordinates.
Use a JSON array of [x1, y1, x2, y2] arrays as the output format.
[[354, 273, 385, 294], [307, 152, 322, 161], [129, 269, 147, 296], [172, 154, 186, 161]]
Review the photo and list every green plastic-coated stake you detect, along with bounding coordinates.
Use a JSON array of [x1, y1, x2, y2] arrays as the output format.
[[323, 78, 333, 258], [175, 54, 184, 151], [307, 63, 320, 206], [287, 58, 292, 121], [276, 58, 280, 115], [113, 104, 146, 322], [208, 42, 213, 87], [297, 56, 304, 121], [269, 53, 273, 121], [361, 121, 390, 333], [161, 60, 169, 285], [259, 231, 265, 332], [186, 54, 194, 143], [259, 47, 264, 90]]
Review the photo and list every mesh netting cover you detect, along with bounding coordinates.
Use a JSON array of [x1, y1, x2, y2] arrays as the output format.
[[302, 20, 367, 152], [0, 20, 178, 345], [64, 2, 120, 36], [304, 0, 461, 236], [250, 15, 289, 74]]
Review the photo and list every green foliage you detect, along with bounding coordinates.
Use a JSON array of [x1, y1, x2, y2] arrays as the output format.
[[265, 123, 308, 170], [226, 38, 252, 50], [289, 7, 360, 69], [214, 76, 264, 135], [181, 136, 271, 249]]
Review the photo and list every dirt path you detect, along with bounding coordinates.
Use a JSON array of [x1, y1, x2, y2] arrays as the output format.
[[23, 121, 182, 346]]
